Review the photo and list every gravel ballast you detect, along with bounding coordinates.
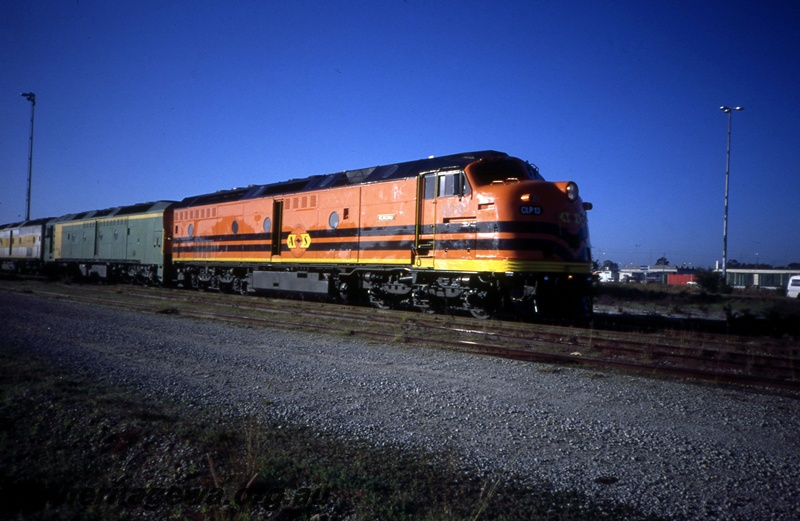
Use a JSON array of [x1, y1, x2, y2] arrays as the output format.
[[2, 291, 799, 519]]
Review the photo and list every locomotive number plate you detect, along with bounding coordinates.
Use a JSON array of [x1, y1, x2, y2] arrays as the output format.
[[520, 205, 542, 215]]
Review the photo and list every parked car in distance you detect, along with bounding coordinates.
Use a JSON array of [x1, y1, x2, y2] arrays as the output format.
[[787, 275, 800, 298]]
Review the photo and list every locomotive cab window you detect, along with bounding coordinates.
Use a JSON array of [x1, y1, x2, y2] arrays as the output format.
[[423, 171, 469, 199], [438, 172, 468, 198], [423, 174, 436, 200], [470, 158, 527, 186]]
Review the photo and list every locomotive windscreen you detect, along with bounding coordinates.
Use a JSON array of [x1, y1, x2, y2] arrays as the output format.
[[469, 158, 531, 186]]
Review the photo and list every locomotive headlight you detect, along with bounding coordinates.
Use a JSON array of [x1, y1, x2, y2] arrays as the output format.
[[566, 182, 579, 202], [520, 193, 530, 202]]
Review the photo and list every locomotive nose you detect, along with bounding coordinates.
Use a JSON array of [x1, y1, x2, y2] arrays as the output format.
[[516, 181, 590, 210]]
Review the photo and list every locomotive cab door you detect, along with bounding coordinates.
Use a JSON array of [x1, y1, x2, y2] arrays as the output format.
[[414, 173, 436, 267], [270, 199, 283, 258], [415, 170, 476, 269]]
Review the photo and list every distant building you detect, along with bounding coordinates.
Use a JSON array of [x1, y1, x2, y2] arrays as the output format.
[[618, 265, 679, 284], [610, 264, 799, 291], [597, 269, 618, 283], [720, 268, 800, 290]]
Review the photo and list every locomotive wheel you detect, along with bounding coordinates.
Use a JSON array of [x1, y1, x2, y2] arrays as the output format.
[[465, 289, 494, 319], [336, 280, 352, 304], [231, 277, 248, 295], [369, 296, 391, 310], [468, 306, 491, 320], [416, 303, 436, 314]]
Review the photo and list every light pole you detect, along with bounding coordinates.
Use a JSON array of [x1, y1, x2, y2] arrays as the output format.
[[720, 105, 743, 283], [21, 92, 36, 221]]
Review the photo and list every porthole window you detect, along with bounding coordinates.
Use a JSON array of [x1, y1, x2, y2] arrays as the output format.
[[263, 217, 271, 234], [232, 220, 239, 235], [329, 211, 339, 230], [188, 223, 194, 238]]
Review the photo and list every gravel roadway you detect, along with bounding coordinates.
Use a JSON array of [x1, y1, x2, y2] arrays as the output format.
[[2, 291, 799, 520]]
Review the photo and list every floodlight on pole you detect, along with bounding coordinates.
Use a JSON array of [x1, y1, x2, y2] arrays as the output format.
[[20, 92, 36, 221], [719, 105, 743, 282]]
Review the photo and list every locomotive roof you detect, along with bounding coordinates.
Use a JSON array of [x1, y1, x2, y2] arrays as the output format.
[[49, 200, 175, 223], [0, 216, 55, 229], [175, 150, 508, 209]]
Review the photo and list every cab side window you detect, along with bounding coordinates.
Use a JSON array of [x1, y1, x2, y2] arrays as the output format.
[[423, 174, 436, 200], [437, 172, 469, 197]]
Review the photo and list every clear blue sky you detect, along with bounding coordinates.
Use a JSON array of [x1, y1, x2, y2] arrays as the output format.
[[3, 0, 799, 268]]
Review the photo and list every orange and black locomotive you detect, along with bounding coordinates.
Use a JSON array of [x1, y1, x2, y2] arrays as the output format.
[[171, 150, 593, 318]]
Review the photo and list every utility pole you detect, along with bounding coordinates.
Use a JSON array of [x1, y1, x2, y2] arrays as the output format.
[[21, 92, 36, 221], [720, 105, 743, 282]]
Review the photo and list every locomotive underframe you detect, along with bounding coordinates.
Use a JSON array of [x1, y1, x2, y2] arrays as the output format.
[[58, 260, 164, 285], [174, 262, 593, 319], [1, 259, 46, 274]]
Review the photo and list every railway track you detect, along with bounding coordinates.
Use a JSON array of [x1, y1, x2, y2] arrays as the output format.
[[3, 280, 799, 391]]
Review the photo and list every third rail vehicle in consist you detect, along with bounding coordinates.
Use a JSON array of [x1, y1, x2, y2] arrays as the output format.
[[0, 150, 593, 318]]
